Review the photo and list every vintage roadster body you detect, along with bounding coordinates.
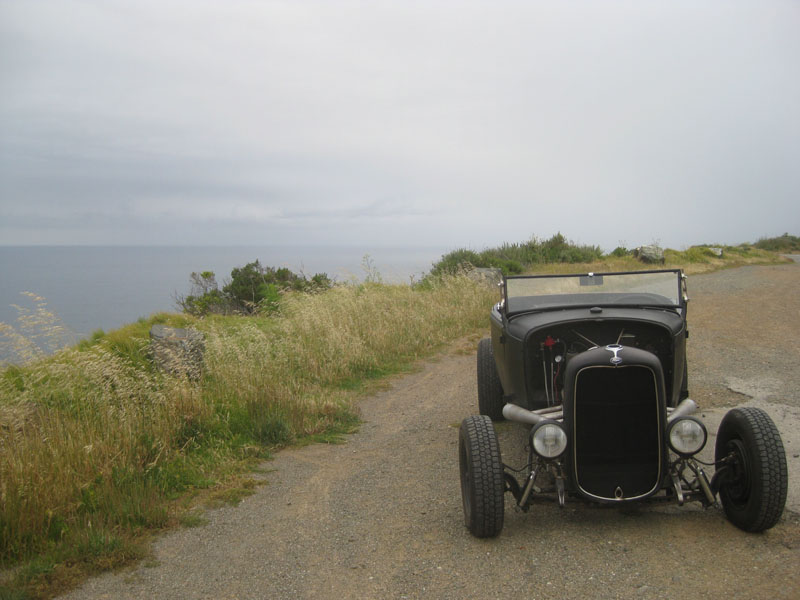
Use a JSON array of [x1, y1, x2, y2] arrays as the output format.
[[459, 269, 788, 537]]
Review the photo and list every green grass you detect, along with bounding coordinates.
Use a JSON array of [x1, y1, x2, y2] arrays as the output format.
[[177, 513, 209, 528], [0, 586, 28, 600], [205, 482, 259, 509]]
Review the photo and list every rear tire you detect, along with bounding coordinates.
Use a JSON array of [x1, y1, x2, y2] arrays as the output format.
[[459, 415, 505, 538], [715, 407, 788, 532], [477, 338, 504, 420]]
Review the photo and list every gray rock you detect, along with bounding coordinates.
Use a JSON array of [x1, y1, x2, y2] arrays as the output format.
[[149, 324, 205, 379], [633, 245, 665, 264], [708, 247, 724, 258], [467, 267, 503, 287]]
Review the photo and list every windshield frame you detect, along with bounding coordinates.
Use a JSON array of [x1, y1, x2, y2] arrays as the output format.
[[503, 269, 685, 316]]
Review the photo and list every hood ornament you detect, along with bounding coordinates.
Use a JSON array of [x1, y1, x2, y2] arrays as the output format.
[[606, 344, 623, 365]]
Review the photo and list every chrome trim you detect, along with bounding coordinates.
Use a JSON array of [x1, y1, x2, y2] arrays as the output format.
[[503, 403, 547, 425], [605, 344, 624, 365], [666, 398, 697, 422]]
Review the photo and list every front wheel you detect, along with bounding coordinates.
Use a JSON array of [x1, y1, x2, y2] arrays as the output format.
[[715, 407, 788, 532], [459, 415, 505, 537]]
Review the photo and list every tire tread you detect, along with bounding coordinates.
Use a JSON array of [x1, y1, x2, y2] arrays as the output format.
[[715, 407, 788, 532], [460, 415, 504, 537]]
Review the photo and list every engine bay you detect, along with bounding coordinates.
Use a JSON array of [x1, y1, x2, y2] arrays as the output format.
[[527, 320, 675, 406]]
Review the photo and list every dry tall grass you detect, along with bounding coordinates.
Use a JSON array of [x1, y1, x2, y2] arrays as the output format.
[[0, 344, 202, 564], [0, 293, 76, 364], [0, 276, 497, 571]]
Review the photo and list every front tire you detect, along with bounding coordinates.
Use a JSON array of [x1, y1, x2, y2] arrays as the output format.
[[477, 338, 504, 420], [715, 407, 788, 532], [459, 415, 505, 537]]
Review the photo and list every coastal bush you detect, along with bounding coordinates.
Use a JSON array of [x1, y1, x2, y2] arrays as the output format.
[[754, 233, 800, 252], [177, 261, 332, 316], [428, 233, 604, 277]]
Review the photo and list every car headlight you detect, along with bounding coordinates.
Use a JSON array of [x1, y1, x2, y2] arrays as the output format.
[[667, 417, 707, 456], [531, 420, 568, 459]]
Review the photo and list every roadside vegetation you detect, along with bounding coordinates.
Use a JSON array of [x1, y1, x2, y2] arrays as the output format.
[[427, 233, 604, 277], [753, 232, 800, 253], [0, 276, 496, 598], [428, 232, 791, 278], [0, 233, 794, 598]]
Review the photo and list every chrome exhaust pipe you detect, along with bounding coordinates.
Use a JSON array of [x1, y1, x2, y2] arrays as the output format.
[[667, 398, 698, 422], [503, 403, 555, 425]]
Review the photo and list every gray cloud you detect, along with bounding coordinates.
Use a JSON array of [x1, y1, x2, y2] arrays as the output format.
[[1, 0, 798, 250]]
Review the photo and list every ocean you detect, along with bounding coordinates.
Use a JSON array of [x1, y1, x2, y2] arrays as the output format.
[[0, 245, 449, 351]]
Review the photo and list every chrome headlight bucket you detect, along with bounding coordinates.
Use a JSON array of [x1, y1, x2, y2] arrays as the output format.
[[531, 420, 568, 459], [667, 416, 707, 456]]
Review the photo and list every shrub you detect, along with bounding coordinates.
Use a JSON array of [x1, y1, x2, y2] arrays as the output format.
[[177, 261, 332, 316], [610, 246, 630, 257], [428, 233, 603, 278], [754, 233, 800, 252], [427, 249, 482, 277]]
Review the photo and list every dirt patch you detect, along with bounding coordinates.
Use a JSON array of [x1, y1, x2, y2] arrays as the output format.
[[687, 263, 800, 409]]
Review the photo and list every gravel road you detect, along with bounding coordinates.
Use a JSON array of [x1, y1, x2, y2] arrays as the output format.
[[63, 261, 800, 600]]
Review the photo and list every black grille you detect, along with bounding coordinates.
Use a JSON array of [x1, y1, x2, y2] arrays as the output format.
[[573, 365, 661, 500]]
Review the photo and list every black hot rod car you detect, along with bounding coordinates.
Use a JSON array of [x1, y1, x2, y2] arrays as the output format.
[[459, 269, 788, 537]]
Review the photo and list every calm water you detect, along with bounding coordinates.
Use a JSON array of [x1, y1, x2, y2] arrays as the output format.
[[0, 245, 448, 346]]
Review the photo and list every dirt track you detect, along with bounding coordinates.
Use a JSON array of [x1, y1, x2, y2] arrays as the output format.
[[63, 261, 800, 600]]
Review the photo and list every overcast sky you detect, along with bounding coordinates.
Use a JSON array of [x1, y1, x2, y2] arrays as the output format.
[[1, 1, 798, 251]]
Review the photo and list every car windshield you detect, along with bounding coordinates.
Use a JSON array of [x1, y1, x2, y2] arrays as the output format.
[[505, 270, 682, 314]]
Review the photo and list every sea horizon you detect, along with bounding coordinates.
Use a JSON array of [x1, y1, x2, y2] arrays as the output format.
[[0, 244, 450, 360]]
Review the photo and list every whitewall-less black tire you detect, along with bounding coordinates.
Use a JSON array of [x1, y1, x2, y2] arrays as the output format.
[[459, 415, 505, 538], [715, 407, 788, 532]]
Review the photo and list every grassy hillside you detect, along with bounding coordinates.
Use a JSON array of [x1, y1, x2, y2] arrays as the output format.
[[0, 277, 497, 598]]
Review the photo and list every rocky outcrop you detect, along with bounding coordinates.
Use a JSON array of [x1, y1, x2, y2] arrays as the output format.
[[149, 324, 204, 379], [633, 245, 665, 264], [467, 267, 503, 287]]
